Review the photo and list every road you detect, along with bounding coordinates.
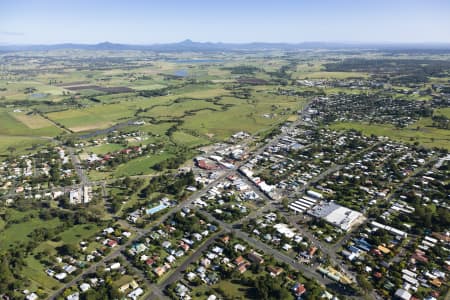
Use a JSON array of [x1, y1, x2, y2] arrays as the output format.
[[45, 102, 442, 300], [120, 257, 169, 300], [48, 104, 315, 298], [48, 168, 238, 299], [198, 209, 330, 285], [67, 146, 89, 186], [156, 231, 223, 291]]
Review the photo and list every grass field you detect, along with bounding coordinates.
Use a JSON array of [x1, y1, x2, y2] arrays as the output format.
[[44, 86, 225, 132], [142, 99, 222, 119], [46, 108, 118, 132], [180, 93, 301, 140], [10, 111, 56, 129], [0, 135, 50, 157], [0, 214, 62, 250], [0, 109, 62, 136], [0, 81, 65, 101], [171, 131, 210, 148], [113, 152, 174, 177], [57, 223, 101, 244], [16, 224, 101, 295], [435, 107, 450, 117], [213, 279, 253, 298], [330, 121, 450, 150], [141, 122, 175, 136], [22, 255, 61, 294], [85, 143, 124, 155]]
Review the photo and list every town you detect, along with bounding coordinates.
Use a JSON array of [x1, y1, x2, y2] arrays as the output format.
[[0, 42, 449, 300]]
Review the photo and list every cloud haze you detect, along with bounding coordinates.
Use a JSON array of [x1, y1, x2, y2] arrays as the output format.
[[1, 0, 449, 44]]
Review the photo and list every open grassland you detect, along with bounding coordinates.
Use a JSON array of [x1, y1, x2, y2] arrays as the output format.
[[113, 152, 174, 177], [94, 92, 136, 103], [0, 135, 50, 157], [10, 111, 55, 129], [0, 214, 62, 250], [22, 255, 61, 294], [435, 107, 450, 117], [45, 86, 225, 132], [56, 223, 101, 244], [141, 98, 223, 119], [17, 223, 100, 295], [128, 83, 167, 90], [393, 93, 433, 101], [84, 143, 124, 155], [179, 93, 304, 140], [140, 122, 175, 136], [171, 131, 210, 148], [0, 81, 66, 101], [181, 104, 282, 139], [0, 109, 62, 136], [330, 121, 450, 150], [170, 85, 226, 98], [46, 107, 123, 132]]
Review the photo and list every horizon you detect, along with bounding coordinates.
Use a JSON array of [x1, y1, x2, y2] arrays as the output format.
[[1, 0, 450, 44], [3, 39, 450, 47]]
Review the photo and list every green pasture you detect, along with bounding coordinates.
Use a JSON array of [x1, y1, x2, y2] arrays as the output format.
[[0, 109, 62, 136], [171, 131, 210, 148], [112, 152, 174, 177], [85, 143, 124, 155]]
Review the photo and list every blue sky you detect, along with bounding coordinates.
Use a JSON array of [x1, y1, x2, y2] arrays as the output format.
[[1, 0, 449, 44]]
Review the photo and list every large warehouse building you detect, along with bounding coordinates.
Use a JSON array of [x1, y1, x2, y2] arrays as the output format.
[[308, 202, 365, 232]]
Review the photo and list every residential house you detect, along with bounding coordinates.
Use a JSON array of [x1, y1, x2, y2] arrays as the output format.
[[247, 251, 264, 265]]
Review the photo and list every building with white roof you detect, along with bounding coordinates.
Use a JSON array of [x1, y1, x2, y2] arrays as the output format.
[[308, 202, 365, 231]]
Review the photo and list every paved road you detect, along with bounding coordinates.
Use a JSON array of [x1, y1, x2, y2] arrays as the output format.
[[67, 146, 90, 186], [120, 256, 170, 300], [48, 169, 237, 299], [48, 104, 315, 298], [199, 209, 330, 284], [47, 103, 441, 300], [48, 238, 133, 299], [152, 231, 224, 297]]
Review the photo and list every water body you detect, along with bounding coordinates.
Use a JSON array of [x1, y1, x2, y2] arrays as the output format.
[[30, 93, 49, 98], [78, 120, 138, 139], [174, 69, 188, 77]]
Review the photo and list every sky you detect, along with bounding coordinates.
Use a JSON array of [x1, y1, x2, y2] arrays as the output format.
[[1, 0, 450, 44]]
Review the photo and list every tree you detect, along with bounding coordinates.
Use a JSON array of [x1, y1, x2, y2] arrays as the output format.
[[0, 255, 15, 291], [281, 198, 289, 210], [6, 146, 16, 157], [57, 244, 78, 257], [357, 274, 373, 293], [49, 162, 61, 183]]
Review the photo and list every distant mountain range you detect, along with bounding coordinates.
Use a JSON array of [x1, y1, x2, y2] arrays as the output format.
[[1, 39, 450, 52]]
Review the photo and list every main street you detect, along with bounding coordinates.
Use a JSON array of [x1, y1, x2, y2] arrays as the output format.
[[48, 105, 317, 299]]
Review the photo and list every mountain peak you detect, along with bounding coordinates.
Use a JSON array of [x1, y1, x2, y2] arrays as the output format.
[[180, 39, 194, 44], [98, 41, 114, 45]]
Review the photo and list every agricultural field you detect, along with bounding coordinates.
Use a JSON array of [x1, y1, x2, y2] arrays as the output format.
[[0, 109, 62, 136], [0, 48, 449, 300]]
